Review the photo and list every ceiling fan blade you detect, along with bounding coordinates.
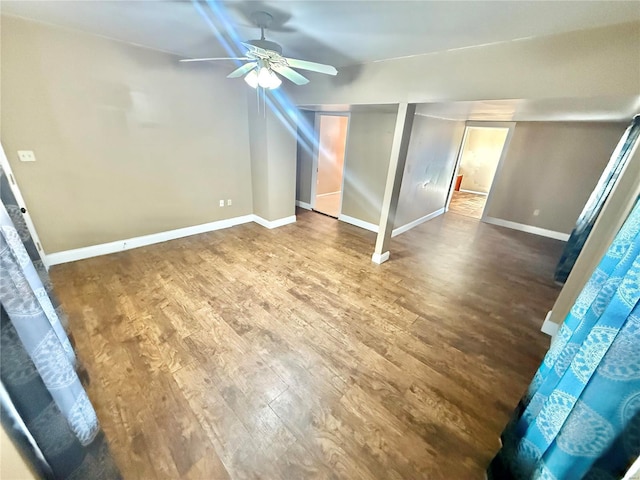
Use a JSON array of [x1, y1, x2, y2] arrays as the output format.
[[284, 58, 337, 76], [242, 42, 268, 54], [180, 57, 249, 63], [227, 63, 257, 78], [272, 65, 309, 85]]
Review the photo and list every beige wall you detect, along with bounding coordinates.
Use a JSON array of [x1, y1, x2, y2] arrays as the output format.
[[395, 115, 465, 228], [1, 426, 37, 480], [485, 121, 628, 233], [1, 15, 253, 253], [295, 110, 316, 204], [548, 132, 640, 329], [265, 105, 297, 221], [341, 111, 396, 225], [289, 22, 640, 107], [458, 127, 508, 194], [248, 96, 269, 220], [316, 115, 348, 195]]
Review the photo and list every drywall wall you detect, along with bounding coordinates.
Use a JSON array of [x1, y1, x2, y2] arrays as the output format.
[[547, 128, 640, 330], [485, 121, 629, 234], [295, 110, 316, 205], [341, 111, 397, 225], [266, 104, 297, 221], [1, 15, 253, 253], [248, 96, 270, 220], [394, 116, 466, 228], [458, 127, 509, 194], [249, 95, 297, 222], [289, 22, 640, 106]]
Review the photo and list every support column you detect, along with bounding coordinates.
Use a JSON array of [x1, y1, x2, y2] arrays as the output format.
[[247, 92, 297, 226], [372, 103, 416, 264]]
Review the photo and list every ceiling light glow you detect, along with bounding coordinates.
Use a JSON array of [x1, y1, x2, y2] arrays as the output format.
[[257, 67, 271, 88], [244, 69, 259, 88], [255, 67, 281, 89], [268, 73, 282, 89]]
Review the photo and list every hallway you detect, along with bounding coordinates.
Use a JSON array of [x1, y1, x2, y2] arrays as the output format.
[[448, 191, 487, 219]]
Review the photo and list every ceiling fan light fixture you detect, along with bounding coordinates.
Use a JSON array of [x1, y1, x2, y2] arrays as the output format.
[[258, 67, 282, 88], [257, 67, 270, 88], [181, 11, 336, 88], [268, 73, 282, 89], [244, 69, 259, 88]]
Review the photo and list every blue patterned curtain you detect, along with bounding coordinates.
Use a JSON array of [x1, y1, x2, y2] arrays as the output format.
[[555, 115, 640, 284], [489, 197, 640, 479], [0, 166, 120, 479]]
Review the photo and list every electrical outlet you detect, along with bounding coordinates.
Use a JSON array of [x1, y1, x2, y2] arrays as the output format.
[[533, 209, 540, 216], [227, 199, 232, 206], [17, 150, 36, 162], [219, 200, 225, 207]]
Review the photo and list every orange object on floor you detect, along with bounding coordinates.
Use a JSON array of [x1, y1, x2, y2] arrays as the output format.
[[455, 174, 463, 191]]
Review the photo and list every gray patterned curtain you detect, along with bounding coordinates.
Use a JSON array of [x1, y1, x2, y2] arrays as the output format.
[[0, 166, 120, 479]]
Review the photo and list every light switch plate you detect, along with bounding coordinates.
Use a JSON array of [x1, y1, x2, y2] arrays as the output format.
[[17, 150, 36, 162]]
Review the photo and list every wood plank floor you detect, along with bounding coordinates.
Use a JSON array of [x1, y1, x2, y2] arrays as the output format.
[[448, 191, 487, 219], [50, 209, 563, 479]]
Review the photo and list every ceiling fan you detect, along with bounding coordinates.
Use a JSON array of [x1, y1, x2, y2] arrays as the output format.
[[180, 11, 337, 89]]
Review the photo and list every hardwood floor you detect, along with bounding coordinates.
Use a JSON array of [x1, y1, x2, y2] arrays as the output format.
[[448, 191, 487, 219], [50, 209, 564, 479]]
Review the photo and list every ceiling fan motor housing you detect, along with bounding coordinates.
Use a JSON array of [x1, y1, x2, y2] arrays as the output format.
[[247, 39, 283, 55]]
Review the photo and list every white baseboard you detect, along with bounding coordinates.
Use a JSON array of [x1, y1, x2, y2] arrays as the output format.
[[338, 214, 379, 233], [371, 251, 390, 264], [252, 214, 296, 229], [47, 213, 297, 265], [47, 214, 255, 266], [392, 208, 445, 237], [295, 200, 312, 210], [483, 217, 570, 241], [459, 189, 488, 196], [541, 310, 560, 338]]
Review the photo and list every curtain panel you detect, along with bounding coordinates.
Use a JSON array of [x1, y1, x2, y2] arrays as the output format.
[[490, 198, 640, 479], [0, 166, 120, 478]]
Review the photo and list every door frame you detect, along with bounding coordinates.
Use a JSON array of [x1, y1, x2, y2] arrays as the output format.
[[310, 112, 351, 217], [0, 143, 49, 269], [445, 121, 516, 221]]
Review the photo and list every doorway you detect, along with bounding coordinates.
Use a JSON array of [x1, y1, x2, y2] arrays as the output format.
[[447, 125, 511, 219], [313, 114, 349, 218]]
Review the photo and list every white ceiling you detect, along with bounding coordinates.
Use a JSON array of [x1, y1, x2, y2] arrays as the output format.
[[2, 1, 639, 67]]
